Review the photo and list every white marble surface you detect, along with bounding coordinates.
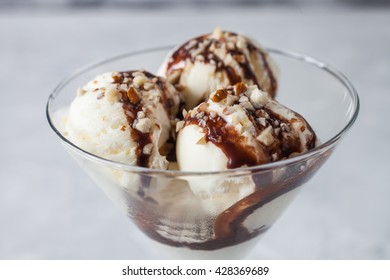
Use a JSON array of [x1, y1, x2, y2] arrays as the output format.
[[1, 6, 389, 259]]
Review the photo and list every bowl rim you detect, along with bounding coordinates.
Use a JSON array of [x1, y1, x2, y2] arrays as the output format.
[[46, 46, 360, 177]]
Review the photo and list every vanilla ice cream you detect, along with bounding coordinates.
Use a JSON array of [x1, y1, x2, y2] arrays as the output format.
[[159, 28, 279, 109], [176, 82, 316, 196], [65, 70, 180, 169]]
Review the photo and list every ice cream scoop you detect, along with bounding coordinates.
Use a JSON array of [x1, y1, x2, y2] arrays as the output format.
[[176, 82, 317, 175], [65, 70, 180, 169], [159, 28, 278, 109]]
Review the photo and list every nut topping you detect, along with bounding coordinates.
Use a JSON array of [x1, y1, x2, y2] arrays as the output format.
[[211, 89, 228, 102], [127, 87, 140, 104]]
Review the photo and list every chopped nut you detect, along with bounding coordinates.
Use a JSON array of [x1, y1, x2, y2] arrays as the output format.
[[137, 111, 145, 119], [235, 123, 244, 134], [257, 117, 266, 126], [132, 71, 144, 77], [256, 126, 274, 146], [133, 75, 149, 87], [119, 84, 128, 92], [120, 125, 126, 131], [199, 103, 209, 111], [185, 39, 197, 50], [143, 143, 153, 155], [182, 109, 188, 117], [143, 82, 155, 90], [234, 54, 246, 63], [227, 41, 235, 50], [239, 95, 249, 103], [190, 109, 197, 118], [195, 54, 205, 62], [134, 118, 152, 133], [211, 89, 228, 102], [209, 42, 216, 51], [196, 111, 205, 119], [196, 136, 207, 145], [127, 87, 140, 104], [212, 27, 223, 39], [176, 120, 185, 132], [223, 107, 235, 115], [241, 101, 255, 112], [199, 119, 206, 127], [112, 72, 122, 83], [236, 36, 247, 49], [280, 123, 292, 133], [105, 85, 119, 104], [235, 82, 247, 95], [226, 94, 238, 106], [209, 111, 217, 118], [250, 89, 268, 108]]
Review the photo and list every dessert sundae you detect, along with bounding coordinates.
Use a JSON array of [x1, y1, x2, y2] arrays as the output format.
[[54, 28, 327, 258]]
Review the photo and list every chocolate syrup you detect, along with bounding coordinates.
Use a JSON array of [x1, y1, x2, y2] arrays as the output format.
[[186, 114, 259, 169], [130, 147, 331, 250], [129, 107, 320, 250], [114, 71, 151, 168]]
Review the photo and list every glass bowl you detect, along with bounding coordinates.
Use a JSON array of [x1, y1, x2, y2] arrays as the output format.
[[46, 46, 359, 259]]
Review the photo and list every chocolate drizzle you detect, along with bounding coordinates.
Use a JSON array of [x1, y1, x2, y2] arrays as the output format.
[[126, 81, 320, 251], [258, 107, 316, 156], [113, 70, 176, 168], [186, 113, 259, 169], [184, 96, 316, 169], [119, 81, 151, 167], [130, 146, 331, 250], [166, 31, 277, 97]]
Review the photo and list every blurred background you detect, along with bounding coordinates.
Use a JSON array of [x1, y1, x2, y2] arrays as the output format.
[[1, 0, 389, 259], [1, 0, 390, 8]]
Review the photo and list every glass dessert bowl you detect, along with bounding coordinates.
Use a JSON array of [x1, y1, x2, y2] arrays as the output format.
[[46, 47, 359, 259]]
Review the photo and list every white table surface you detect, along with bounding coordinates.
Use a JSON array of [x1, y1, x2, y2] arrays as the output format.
[[1, 5, 389, 259]]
